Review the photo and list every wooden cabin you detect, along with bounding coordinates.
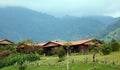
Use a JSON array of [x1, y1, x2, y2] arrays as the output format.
[[37, 39, 102, 55], [39, 41, 64, 56], [16, 39, 102, 55], [70, 39, 102, 54]]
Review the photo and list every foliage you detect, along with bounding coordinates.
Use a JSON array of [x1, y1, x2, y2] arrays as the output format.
[[0, 45, 16, 59], [0, 53, 40, 69], [88, 45, 95, 52], [17, 40, 34, 46], [57, 47, 66, 58], [5, 45, 16, 53], [37, 48, 45, 55], [0, 45, 16, 51], [63, 42, 71, 49], [104, 28, 120, 43], [110, 42, 120, 52], [100, 44, 111, 55], [0, 50, 12, 59], [94, 19, 120, 40]]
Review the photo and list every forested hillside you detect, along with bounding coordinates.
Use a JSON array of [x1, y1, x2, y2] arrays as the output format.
[[0, 7, 117, 42]]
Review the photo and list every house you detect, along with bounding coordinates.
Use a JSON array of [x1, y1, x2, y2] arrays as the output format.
[[36, 39, 102, 55], [70, 39, 102, 53], [38, 41, 64, 55], [0, 39, 14, 46], [16, 38, 102, 55], [17, 41, 64, 55], [16, 43, 42, 54]]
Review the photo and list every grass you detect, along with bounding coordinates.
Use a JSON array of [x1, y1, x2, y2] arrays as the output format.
[[1, 62, 120, 70], [69, 51, 120, 64], [1, 51, 120, 70]]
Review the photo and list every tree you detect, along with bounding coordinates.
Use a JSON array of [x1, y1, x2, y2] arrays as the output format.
[[101, 44, 111, 55], [57, 47, 66, 62], [57, 47, 66, 58], [111, 39, 117, 43], [17, 53, 40, 70], [92, 39, 100, 70], [63, 42, 71, 70], [17, 40, 34, 46], [110, 42, 120, 52]]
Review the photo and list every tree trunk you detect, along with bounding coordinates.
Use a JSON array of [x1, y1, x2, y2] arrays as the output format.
[[93, 52, 96, 70], [67, 49, 69, 70]]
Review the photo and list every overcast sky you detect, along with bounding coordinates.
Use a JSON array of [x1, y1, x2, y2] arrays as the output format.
[[0, 0, 120, 17]]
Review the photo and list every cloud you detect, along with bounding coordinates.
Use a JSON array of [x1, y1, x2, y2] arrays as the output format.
[[0, 0, 120, 17]]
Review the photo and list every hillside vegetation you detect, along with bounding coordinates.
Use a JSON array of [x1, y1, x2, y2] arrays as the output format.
[[104, 28, 120, 42], [0, 7, 117, 42], [93, 19, 120, 42]]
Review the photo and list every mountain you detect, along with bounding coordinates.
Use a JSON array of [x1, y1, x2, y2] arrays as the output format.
[[103, 19, 120, 42], [92, 18, 120, 42], [93, 19, 120, 38], [82, 16, 117, 25], [0, 7, 116, 43], [104, 28, 120, 42]]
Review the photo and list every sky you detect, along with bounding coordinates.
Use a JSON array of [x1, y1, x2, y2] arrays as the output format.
[[0, 0, 120, 17]]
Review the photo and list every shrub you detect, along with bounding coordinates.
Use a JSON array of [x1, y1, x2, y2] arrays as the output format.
[[0, 45, 16, 59], [6, 45, 16, 53], [88, 45, 95, 52], [57, 47, 66, 58], [101, 44, 111, 55], [0, 50, 12, 59], [0, 53, 40, 69], [110, 42, 120, 52], [17, 40, 34, 46], [57, 47, 66, 62], [38, 48, 45, 55]]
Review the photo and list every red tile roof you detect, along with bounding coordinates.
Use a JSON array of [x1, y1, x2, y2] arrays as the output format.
[[71, 39, 94, 46], [36, 39, 97, 48], [37, 42, 46, 46], [51, 41, 64, 45], [37, 41, 65, 48]]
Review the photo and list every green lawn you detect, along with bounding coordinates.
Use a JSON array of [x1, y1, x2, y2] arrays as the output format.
[[40, 51, 120, 65], [1, 51, 120, 70], [1, 62, 120, 70]]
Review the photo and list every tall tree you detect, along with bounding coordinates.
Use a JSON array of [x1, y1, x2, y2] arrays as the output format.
[[92, 39, 100, 70], [63, 42, 71, 70]]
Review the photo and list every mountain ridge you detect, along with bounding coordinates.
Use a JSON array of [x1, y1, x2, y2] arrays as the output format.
[[0, 7, 117, 43]]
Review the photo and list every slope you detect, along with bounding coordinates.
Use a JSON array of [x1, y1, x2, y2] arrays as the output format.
[[0, 7, 112, 42]]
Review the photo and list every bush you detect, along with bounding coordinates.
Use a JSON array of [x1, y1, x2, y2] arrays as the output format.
[[0, 45, 16, 59], [101, 44, 111, 55], [57, 47, 66, 58], [38, 48, 45, 55], [110, 42, 120, 52], [57, 47, 66, 62], [0, 50, 12, 59], [0, 53, 40, 69]]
